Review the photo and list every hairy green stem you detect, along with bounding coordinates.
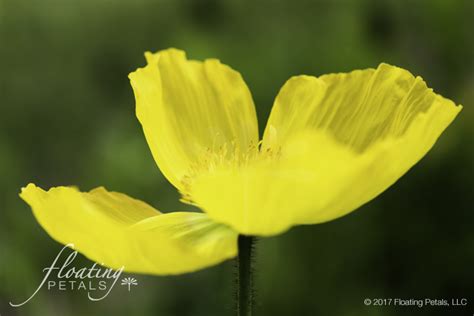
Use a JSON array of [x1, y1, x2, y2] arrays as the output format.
[[236, 235, 254, 316]]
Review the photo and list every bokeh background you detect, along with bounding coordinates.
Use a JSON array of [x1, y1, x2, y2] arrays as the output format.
[[1, 0, 473, 315]]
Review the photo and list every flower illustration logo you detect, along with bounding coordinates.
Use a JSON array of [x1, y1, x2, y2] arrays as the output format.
[[120, 277, 138, 291]]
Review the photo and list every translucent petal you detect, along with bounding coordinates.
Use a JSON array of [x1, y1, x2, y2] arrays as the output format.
[[20, 183, 238, 275], [129, 48, 259, 191], [188, 64, 461, 236], [263, 64, 461, 150]]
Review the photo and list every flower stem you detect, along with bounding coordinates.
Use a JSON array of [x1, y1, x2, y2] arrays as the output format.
[[236, 235, 254, 316]]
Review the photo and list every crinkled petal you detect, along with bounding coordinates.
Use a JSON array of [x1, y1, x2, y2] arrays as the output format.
[[129, 48, 259, 192], [188, 64, 461, 236], [20, 183, 238, 275]]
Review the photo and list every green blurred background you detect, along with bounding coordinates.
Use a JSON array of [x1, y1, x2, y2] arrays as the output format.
[[1, 0, 473, 315]]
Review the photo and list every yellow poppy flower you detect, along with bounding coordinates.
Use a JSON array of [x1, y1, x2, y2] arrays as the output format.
[[21, 48, 461, 276]]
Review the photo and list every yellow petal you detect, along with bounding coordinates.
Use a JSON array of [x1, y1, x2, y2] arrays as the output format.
[[20, 183, 237, 275], [129, 48, 259, 192], [263, 63, 461, 150], [188, 64, 461, 236]]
